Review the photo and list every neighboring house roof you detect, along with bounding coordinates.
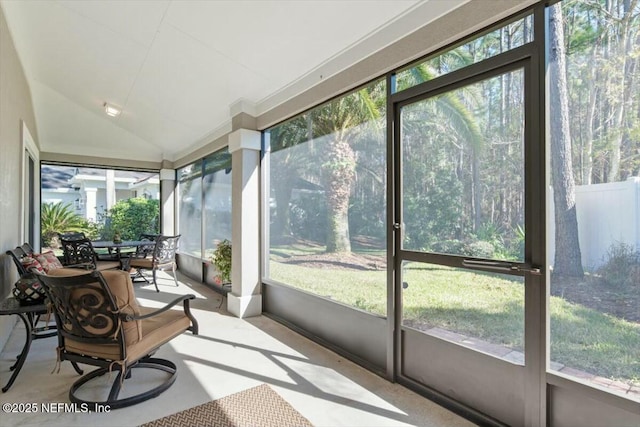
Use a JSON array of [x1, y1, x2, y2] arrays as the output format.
[[41, 165, 157, 190]]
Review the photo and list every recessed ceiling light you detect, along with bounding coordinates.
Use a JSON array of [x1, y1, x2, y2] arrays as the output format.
[[104, 102, 121, 117]]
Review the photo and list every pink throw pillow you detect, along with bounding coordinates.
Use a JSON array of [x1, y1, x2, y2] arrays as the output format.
[[21, 256, 45, 274], [34, 251, 64, 273]]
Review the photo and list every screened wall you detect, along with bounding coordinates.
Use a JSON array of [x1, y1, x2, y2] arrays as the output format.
[[259, 1, 639, 426], [177, 148, 232, 282], [264, 79, 387, 316]]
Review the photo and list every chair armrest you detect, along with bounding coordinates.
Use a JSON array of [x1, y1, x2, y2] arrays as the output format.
[[119, 294, 196, 321]]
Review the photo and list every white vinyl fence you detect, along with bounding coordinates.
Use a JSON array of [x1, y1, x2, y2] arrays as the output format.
[[548, 177, 640, 271]]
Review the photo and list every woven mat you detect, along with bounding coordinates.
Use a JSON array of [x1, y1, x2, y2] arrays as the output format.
[[140, 384, 313, 427]]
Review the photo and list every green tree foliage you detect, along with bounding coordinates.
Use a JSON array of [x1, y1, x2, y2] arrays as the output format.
[[269, 81, 387, 253], [269, 2, 639, 270], [311, 81, 385, 253], [41, 202, 94, 248], [269, 115, 311, 243], [103, 197, 159, 240]]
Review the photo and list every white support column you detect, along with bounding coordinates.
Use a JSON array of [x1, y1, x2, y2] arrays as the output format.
[[227, 128, 261, 318], [160, 169, 176, 235], [105, 169, 116, 210], [85, 188, 98, 222]]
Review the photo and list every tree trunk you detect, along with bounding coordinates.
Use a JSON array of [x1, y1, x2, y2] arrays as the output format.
[[606, 0, 634, 182], [471, 148, 482, 232], [271, 165, 294, 243], [322, 137, 355, 253], [584, 57, 597, 185], [549, 4, 584, 278]]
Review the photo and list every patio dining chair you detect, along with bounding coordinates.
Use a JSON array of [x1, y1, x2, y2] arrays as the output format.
[[132, 233, 159, 259], [37, 268, 198, 409], [129, 235, 180, 292], [59, 235, 121, 271]]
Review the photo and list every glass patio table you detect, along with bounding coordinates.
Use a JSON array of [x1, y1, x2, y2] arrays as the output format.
[[91, 240, 152, 268], [91, 240, 150, 251]]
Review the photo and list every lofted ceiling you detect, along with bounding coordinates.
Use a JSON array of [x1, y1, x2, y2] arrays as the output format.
[[1, 0, 467, 163]]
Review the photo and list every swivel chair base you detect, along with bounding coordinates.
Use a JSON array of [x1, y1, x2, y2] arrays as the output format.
[[69, 357, 177, 410]]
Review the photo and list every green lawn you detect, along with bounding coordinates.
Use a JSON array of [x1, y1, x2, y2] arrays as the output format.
[[269, 258, 640, 387]]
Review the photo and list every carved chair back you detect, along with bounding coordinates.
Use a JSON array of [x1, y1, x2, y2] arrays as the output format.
[[153, 235, 180, 269]]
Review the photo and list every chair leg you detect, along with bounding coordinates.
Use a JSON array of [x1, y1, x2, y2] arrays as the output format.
[[107, 368, 126, 402], [172, 264, 179, 287], [152, 270, 160, 293], [71, 361, 84, 375]]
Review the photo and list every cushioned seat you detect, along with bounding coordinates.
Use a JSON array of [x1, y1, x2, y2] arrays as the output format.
[[39, 268, 198, 409]]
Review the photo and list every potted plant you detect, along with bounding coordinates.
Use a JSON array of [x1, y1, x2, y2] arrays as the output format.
[[211, 239, 231, 288]]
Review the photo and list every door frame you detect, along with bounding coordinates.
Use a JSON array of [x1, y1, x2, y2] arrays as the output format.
[[386, 33, 547, 426], [21, 121, 40, 251]]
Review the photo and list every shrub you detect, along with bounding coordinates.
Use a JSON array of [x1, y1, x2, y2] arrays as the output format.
[[467, 241, 495, 258], [41, 202, 94, 248], [101, 198, 159, 240], [597, 242, 640, 289], [211, 239, 232, 284], [431, 239, 467, 255]]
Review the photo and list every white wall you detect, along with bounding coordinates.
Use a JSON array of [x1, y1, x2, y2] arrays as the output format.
[[0, 5, 39, 350]]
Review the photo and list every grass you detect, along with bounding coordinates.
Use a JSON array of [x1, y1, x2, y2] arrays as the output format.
[[269, 251, 640, 387]]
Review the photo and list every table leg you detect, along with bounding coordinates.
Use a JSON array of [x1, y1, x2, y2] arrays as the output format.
[[2, 313, 33, 392]]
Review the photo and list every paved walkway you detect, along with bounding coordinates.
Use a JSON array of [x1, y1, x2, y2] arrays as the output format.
[[426, 326, 640, 401]]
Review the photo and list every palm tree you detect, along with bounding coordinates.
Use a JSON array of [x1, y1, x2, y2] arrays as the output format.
[[41, 202, 89, 248], [311, 81, 385, 253]]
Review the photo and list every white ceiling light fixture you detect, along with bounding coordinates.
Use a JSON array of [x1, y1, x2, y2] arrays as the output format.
[[103, 102, 121, 117]]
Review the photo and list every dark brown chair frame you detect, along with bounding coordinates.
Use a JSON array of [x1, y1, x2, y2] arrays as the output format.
[[59, 235, 121, 271], [37, 270, 198, 409], [4, 243, 82, 382], [6, 243, 36, 276]]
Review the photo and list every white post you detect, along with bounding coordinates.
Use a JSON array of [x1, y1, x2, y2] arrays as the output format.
[[226, 128, 261, 318], [160, 169, 176, 235], [105, 169, 116, 210], [85, 188, 98, 222]]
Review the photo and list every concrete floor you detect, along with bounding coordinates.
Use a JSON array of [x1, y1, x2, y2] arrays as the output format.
[[0, 271, 474, 427]]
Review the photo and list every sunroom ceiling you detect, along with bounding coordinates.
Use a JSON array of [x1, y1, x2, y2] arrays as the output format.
[[1, 0, 468, 163]]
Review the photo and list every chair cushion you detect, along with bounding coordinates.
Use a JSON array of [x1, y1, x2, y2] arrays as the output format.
[[64, 306, 191, 362], [129, 258, 153, 269], [47, 269, 143, 346], [34, 251, 64, 273], [95, 260, 122, 271], [47, 267, 94, 277]]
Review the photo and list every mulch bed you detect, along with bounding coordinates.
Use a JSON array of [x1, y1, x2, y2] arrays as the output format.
[[551, 275, 639, 323]]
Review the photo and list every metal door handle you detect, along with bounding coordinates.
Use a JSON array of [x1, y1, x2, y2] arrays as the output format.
[[462, 259, 542, 276]]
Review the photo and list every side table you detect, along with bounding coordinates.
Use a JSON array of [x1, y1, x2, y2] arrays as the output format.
[[0, 297, 57, 392]]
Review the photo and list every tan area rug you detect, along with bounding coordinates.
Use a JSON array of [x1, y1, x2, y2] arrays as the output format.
[[140, 384, 314, 427]]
